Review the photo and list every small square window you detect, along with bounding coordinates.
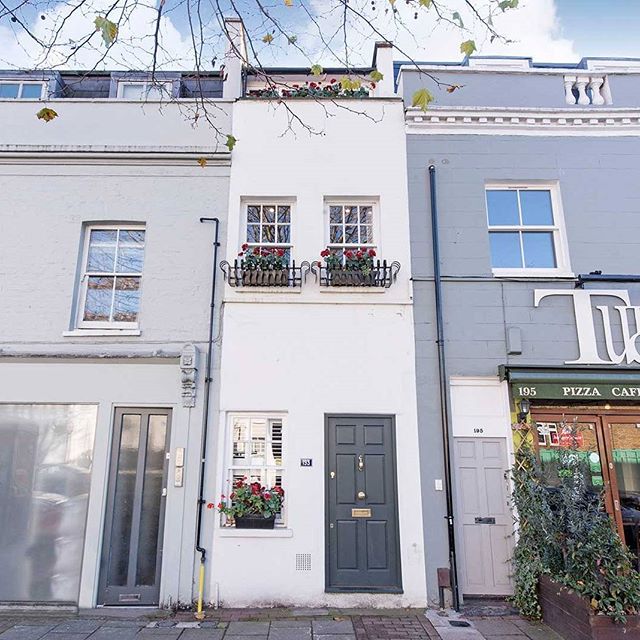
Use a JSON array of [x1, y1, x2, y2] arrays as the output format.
[[0, 81, 44, 99], [486, 186, 570, 276], [326, 202, 377, 257], [242, 203, 292, 261]]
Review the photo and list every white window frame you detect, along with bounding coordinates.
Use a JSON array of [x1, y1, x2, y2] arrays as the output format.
[[486, 183, 572, 278], [0, 80, 46, 99], [116, 80, 173, 100], [241, 199, 294, 259], [324, 198, 379, 256], [223, 412, 287, 527], [76, 224, 145, 330]]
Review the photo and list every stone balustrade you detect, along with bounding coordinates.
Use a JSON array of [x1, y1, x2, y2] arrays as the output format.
[[564, 74, 612, 106]]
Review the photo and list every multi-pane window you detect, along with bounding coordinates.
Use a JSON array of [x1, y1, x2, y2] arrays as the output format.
[[228, 415, 284, 524], [0, 81, 45, 99], [79, 227, 145, 326], [118, 81, 172, 100], [486, 187, 568, 273], [328, 203, 375, 256], [245, 203, 292, 261]]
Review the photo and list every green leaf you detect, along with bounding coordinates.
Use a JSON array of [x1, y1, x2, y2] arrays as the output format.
[[498, 0, 518, 10], [452, 11, 464, 28], [311, 64, 323, 76], [460, 40, 477, 57], [411, 88, 434, 112], [94, 16, 118, 46], [370, 69, 384, 82], [262, 33, 274, 44], [36, 107, 58, 122], [419, 0, 431, 6], [340, 76, 361, 91], [225, 134, 237, 151]]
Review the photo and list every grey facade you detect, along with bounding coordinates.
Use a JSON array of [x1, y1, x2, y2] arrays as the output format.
[[400, 58, 640, 605]]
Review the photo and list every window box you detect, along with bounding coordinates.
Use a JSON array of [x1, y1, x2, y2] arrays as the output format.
[[220, 260, 310, 288], [312, 261, 400, 288], [235, 515, 276, 530]]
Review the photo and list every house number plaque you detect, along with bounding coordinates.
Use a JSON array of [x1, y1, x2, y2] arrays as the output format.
[[352, 508, 372, 518], [300, 458, 312, 467]]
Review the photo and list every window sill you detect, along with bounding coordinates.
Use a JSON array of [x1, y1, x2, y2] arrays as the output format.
[[217, 527, 293, 538], [63, 328, 141, 337], [319, 287, 387, 293], [492, 269, 575, 280], [229, 287, 302, 294]]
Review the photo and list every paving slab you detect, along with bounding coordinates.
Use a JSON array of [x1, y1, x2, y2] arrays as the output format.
[[228, 623, 271, 636], [470, 621, 522, 637], [136, 630, 183, 639], [269, 621, 311, 629], [179, 632, 231, 640], [90, 628, 141, 640], [0, 625, 56, 640], [49, 620, 103, 634], [40, 634, 92, 640], [312, 621, 354, 635], [269, 628, 312, 640]]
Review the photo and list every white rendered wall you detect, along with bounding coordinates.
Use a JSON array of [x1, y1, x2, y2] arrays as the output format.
[[209, 98, 426, 607]]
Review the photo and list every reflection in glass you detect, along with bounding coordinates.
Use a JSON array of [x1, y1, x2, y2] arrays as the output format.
[[108, 414, 141, 587], [113, 277, 141, 322], [20, 83, 44, 99], [523, 232, 556, 268], [486, 190, 519, 225], [610, 423, 640, 568], [0, 83, 20, 98], [520, 190, 553, 225], [489, 232, 522, 268], [329, 206, 343, 224], [0, 404, 97, 602], [136, 415, 167, 586], [84, 277, 114, 321]]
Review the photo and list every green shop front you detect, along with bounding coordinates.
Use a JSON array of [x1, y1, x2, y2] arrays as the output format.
[[502, 366, 640, 567]]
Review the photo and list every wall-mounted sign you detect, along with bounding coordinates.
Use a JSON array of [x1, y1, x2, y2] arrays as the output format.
[[300, 458, 312, 467], [514, 382, 640, 400], [535, 289, 640, 365]]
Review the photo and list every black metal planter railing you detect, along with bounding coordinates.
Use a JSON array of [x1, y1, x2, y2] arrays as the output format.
[[310, 260, 401, 288], [220, 260, 311, 288]]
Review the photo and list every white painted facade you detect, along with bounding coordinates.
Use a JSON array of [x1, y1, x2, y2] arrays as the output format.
[[206, 98, 427, 607]]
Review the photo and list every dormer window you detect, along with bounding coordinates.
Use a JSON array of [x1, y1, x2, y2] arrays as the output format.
[[117, 81, 172, 100], [0, 81, 45, 99]]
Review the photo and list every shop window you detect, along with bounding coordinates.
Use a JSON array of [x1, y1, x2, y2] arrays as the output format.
[[226, 414, 285, 525], [486, 185, 571, 277], [0, 404, 97, 603], [77, 225, 146, 328]]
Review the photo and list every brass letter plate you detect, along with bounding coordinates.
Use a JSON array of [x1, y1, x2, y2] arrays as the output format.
[[352, 508, 371, 518]]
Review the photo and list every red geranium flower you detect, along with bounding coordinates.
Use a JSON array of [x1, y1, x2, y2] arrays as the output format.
[[264, 492, 271, 500], [277, 248, 285, 257], [345, 250, 353, 259], [241, 243, 248, 251], [250, 482, 261, 495], [368, 249, 376, 257], [253, 247, 260, 255], [356, 250, 363, 259], [206, 502, 214, 509], [330, 78, 336, 83], [320, 249, 330, 257], [371, 82, 376, 89], [309, 82, 317, 89]]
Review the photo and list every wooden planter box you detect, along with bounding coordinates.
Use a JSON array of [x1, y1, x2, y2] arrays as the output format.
[[539, 575, 640, 639]]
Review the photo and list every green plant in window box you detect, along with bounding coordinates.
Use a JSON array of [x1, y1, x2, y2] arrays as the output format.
[[237, 244, 289, 286], [210, 478, 284, 529], [320, 246, 377, 286]]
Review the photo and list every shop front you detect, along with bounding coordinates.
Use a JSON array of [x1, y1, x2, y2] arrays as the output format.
[[505, 368, 640, 568]]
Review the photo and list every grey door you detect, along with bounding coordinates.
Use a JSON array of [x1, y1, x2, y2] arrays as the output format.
[[454, 437, 513, 596], [98, 408, 171, 606], [326, 415, 402, 592]]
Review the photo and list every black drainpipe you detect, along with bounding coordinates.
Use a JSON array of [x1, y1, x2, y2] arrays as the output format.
[[195, 217, 221, 615], [428, 165, 460, 611]]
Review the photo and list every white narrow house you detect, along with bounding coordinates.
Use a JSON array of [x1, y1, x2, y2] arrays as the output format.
[[206, 40, 427, 607]]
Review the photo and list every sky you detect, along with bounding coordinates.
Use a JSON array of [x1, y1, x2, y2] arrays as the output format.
[[0, 0, 638, 70]]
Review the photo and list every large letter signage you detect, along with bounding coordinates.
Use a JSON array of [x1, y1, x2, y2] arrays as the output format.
[[534, 289, 640, 365]]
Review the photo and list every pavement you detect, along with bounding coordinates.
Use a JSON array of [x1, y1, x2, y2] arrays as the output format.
[[0, 608, 561, 640]]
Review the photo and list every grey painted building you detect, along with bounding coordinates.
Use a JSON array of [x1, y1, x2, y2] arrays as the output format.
[[398, 56, 640, 605]]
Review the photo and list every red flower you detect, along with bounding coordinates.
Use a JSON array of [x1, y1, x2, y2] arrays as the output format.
[[217, 502, 224, 510], [230, 492, 236, 499], [273, 486, 284, 496], [368, 249, 376, 257], [309, 82, 317, 89], [250, 482, 261, 495], [345, 250, 353, 259], [237, 252, 243, 256], [320, 249, 330, 257], [264, 492, 271, 500], [206, 502, 214, 509], [277, 248, 285, 257], [371, 82, 376, 89], [330, 78, 336, 83], [253, 247, 260, 255], [356, 250, 363, 259], [241, 243, 248, 251]]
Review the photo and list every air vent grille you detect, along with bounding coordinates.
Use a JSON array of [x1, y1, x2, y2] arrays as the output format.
[[295, 553, 312, 571]]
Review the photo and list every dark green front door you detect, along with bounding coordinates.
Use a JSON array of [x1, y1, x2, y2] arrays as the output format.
[[326, 415, 402, 592]]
